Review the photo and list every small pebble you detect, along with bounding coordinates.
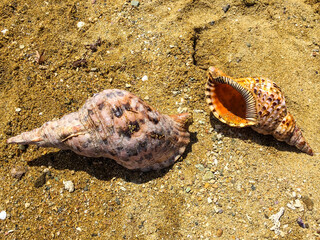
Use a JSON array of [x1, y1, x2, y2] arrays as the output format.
[[294, 199, 302, 208], [216, 228, 223, 237], [63, 180, 75, 193], [18, 144, 26, 151], [287, 202, 295, 210], [1, 29, 8, 35], [207, 197, 213, 204], [141, 75, 148, 81], [125, 83, 131, 88], [203, 171, 215, 181], [0, 211, 6, 220], [131, 0, 140, 7], [15, 108, 21, 112], [10, 166, 27, 179], [185, 187, 191, 193], [195, 164, 205, 171], [77, 22, 85, 29], [34, 173, 47, 188], [297, 217, 308, 228], [243, 0, 256, 6], [301, 196, 314, 211], [222, 4, 230, 13]]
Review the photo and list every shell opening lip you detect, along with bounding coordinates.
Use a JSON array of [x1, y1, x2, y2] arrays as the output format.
[[207, 73, 257, 127]]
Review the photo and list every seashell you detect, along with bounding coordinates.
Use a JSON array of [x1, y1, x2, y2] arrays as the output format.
[[205, 66, 313, 155], [7, 89, 193, 171]]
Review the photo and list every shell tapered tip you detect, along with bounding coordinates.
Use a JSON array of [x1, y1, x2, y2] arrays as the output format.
[[7, 129, 44, 146], [286, 125, 314, 156], [7, 135, 28, 145]]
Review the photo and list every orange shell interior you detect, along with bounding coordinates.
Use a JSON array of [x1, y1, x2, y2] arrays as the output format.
[[212, 83, 249, 126]]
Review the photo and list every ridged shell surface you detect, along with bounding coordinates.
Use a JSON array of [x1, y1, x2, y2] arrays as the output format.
[[205, 67, 313, 156], [7, 89, 192, 171]]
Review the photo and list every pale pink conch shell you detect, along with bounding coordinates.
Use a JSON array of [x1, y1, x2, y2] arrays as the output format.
[[7, 89, 193, 171]]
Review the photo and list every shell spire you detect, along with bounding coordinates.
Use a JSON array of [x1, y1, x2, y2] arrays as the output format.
[[205, 66, 313, 156], [7, 89, 193, 171]]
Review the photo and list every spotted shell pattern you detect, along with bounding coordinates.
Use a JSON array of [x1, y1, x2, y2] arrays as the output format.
[[7, 89, 192, 171], [205, 67, 313, 156]]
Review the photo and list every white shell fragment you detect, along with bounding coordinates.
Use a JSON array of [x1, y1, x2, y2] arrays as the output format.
[[269, 207, 285, 235], [63, 180, 75, 193], [77, 21, 85, 29], [1, 29, 8, 35], [142, 75, 148, 81], [0, 210, 7, 220]]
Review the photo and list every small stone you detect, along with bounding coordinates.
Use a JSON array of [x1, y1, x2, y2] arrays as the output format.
[[297, 217, 308, 228], [294, 199, 302, 208], [25, 203, 30, 208], [141, 75, 148, 81], [203, 171, 214, 181], [1, 29, 8, 35], [34, 173, 47, 188], [0, 211, 6, 220], [19, 45, 25, 49], [209, 21, 215, 26], [125, 83, 131, 88], [287, 202, 295, 210], [15, 108, 21, 112], [77, 21, 85, 29], [185, 187, 191, 193], [216, 228, 223, 237], [207, 197, 213, 204], [301, 196, 314, 211], [195, 164, 205, 171], [63, 180, 75, 192], [172, 90, 181, 96], [11, 166, 27, 179], [216, 133, 223, 140], [222, 4, 230, 13], [131, 0, 140, 7], [243, 0, 256, 6]]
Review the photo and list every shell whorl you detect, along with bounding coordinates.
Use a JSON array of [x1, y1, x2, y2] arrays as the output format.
[[205, 66, 313, 156]]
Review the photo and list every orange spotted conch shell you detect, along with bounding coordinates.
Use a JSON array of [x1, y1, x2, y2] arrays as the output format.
[[205, 66, 313, 156]]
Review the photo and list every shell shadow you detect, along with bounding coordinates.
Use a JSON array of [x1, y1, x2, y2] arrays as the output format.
[[209, 112, 302, 155], [27, 131, 198, 184]]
